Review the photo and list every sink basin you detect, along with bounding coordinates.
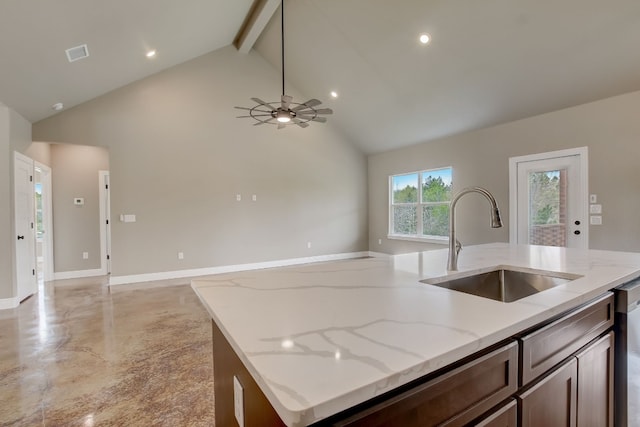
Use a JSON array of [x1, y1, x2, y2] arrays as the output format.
[[420, 267, 581, 302]]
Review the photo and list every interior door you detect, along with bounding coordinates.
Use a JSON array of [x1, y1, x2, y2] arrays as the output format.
[[509, 148, 588, 249], [14, 152, 36, 301]]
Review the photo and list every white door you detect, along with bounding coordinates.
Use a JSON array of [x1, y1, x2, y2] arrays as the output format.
[[509, 147, 588, 249], [14, 152, 37, 301], [99, 171, 111, 275]]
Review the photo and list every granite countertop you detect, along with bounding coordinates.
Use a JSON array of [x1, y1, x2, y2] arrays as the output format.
[[191, 243, 640, 426]]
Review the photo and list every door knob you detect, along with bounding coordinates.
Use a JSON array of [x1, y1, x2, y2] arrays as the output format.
[[17, 235, 24, 240]]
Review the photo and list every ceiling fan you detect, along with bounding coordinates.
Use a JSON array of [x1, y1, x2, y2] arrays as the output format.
[[235, 0, 332, 129]]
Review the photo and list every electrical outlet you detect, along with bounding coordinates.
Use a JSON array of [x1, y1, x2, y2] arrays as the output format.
[[236, 194, 242, 202], [252, 194, 257, 201], [82, 252, 89, 260], [307, 242, 312, 249], [378, 239, 382, 245], [177, 252, 184, 260], [233, 376, 244, 427]]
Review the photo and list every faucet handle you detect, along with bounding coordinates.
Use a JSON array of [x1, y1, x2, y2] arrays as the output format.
[[455, 239, 462, 255]]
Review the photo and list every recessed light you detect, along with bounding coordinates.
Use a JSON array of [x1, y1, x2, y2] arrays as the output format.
[[52, 102, 64, 111], [146, 50, 157, 58], [330, 91, 339, 98], [419, 33, 431, 45]]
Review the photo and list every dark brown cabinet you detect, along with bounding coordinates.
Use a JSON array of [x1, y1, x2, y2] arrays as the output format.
[[333, 342, 518, 427], [517, 358, 578, 426], [519, 292, 614, 386], [576, 332, 615, 427], [472, 399, 517, 427]]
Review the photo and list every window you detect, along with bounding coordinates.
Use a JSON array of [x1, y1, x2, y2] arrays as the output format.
[[389, 167, 453, 240]]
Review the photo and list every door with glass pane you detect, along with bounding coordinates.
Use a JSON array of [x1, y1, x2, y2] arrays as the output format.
[[510, 149, 588, 249]]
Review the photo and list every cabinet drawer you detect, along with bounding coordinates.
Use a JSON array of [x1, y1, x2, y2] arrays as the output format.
[[519, 292, 613, 385], [333, 341, 518, 427]]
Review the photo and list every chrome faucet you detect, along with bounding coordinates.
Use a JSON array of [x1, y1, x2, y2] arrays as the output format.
[[447, 187, 503, 271]]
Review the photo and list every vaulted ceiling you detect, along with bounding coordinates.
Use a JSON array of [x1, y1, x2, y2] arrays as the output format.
[[2, 0, 640, 154]]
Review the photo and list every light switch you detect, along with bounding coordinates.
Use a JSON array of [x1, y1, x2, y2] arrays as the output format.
[[120, 214, 136, 223], [590, 216, 602, 225], [74, 197, 84, 206], [590, 204, 602, 214]]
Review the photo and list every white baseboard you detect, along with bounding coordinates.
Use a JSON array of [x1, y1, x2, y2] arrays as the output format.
[[54, 268, 106, 281], [109, 251, 375, 286], [0, 297, 19, 310], [367, 251, 391, 258]]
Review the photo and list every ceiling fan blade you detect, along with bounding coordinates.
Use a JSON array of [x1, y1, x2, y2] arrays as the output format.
[[312, 108, 333, 115], [292, 99, 322, 112], [236, 106, 273, 114], [236, 114, 273, 118], [292, 118, 309, 128], [251, 98, 276, 111], [254, 118, 276, 126], [296, 115, 327, 123], [281, 95, 292, 109]]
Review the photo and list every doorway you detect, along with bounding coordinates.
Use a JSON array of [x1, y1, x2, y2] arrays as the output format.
[[34, 162, 53, 282], [509, 147, 589, 249]]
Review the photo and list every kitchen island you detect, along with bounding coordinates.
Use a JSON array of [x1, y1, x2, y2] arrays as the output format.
[[191, 243, 640, 426]]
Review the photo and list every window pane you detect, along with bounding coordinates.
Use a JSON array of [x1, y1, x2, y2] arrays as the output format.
[[392, 173, 418, 203], [528, 169, 566, 247], [393, 205, 417, 234], [422, 168, 452, 202], [423, 205, 450, 237]]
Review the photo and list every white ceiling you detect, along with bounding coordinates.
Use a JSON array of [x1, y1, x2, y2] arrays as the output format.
[[2, 0, 640, 154], [0, 0, 253, 123]]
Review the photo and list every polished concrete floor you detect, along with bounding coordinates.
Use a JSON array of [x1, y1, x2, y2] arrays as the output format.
[[0, 277, 215, 426]]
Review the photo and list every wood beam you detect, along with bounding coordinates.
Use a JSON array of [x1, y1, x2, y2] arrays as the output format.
[[234, 0, 280, 54]]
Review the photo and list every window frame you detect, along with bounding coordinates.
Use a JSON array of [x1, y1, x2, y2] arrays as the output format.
[[388, 167, 453, 243]]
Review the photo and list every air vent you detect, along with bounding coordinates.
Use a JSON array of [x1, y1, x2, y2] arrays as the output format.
[[65, 44, 89, 62]]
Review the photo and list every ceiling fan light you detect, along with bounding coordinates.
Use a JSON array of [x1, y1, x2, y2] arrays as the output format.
[[276, 110, 292, 123]]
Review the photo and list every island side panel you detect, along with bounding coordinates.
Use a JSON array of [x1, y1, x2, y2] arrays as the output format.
[[213, 321, 287, 427]]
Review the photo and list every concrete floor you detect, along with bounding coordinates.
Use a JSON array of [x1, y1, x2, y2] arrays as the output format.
[[0, 277, 215, 426]]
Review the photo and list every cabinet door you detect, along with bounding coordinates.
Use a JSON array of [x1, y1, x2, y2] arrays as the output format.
[[517, 358, 577, 427], [473, 399, 517, 427], [576, 332, 614, 427]]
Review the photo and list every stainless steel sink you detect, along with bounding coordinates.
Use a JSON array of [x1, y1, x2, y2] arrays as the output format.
[[420, 268, 581, 302]]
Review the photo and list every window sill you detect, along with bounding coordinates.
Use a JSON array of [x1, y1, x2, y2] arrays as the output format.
[[387, 234, 449, 245]]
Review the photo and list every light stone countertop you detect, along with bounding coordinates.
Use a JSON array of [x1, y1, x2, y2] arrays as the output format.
[[191, 243, 640, 426]]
